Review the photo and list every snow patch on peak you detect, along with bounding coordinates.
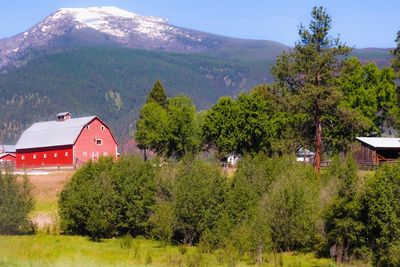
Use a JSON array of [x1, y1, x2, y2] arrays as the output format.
[[55, 6, 139, 21], [50, 6, 169, 38]]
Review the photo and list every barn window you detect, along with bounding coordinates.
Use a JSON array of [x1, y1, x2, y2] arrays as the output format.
[[83, 152, 87, 157], [54, 153, 58, 158], [44, 154, 47, 159], [96, 139, 102, 145], [21, 155, 25, 160], [33, 154, 37, 159], [65, 152, 68, 157], [101, 126, 105, 130], [86, 125, 90, 130]]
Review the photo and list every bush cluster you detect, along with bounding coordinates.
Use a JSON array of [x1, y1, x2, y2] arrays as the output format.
[[59, 154, 400, 265], [0, 171, 34, 234]]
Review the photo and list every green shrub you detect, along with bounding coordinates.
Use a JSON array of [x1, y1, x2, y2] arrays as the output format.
[[59, 156, 156, 239], [261, 162, 319, 251], [363, 163, 400, 266], [149, 200, 175, 247], [174, 157, 227, 245], [324, 156, 366, 263], [111, 156, 156, 236], [0, 172, 33, 234]]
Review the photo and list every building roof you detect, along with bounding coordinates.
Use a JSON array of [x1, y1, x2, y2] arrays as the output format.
[[0, 153, 16, 159], [0, 145, 16, 153], [57, 112, 71, 117], [16, 116, 96, 150], [356, 137, 400, 149]]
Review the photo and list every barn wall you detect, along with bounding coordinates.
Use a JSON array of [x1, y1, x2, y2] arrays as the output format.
[[16, 146, 73, 169], [74, 118, 117, 164]]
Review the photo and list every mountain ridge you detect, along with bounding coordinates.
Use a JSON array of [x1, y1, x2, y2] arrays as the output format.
[[0, 6, 394, 147]]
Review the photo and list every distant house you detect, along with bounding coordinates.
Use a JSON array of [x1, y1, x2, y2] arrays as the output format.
[[0, 145, 16, 166], [15, 112, 118, 169], [225, 153, 241, 166], [354, 137, 400, 166], [296, 147, 315, 162]]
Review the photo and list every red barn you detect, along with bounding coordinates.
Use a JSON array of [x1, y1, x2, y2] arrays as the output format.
[[0, 145, 16, 167], [15, 112, 118, 169], [0, 153, 16, 166]]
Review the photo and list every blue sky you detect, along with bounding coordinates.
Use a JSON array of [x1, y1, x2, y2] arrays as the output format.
[[0, 0, 399, 48]]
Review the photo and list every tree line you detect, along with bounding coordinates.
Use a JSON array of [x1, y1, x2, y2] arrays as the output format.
[[55, 154, 400, 266], [136, 7, 400, 174]]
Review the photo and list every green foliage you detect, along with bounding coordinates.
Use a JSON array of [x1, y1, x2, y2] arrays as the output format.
[[0, 47, 270, 143], [226, 154, 289, 224], [362, 163, 400, 266], [147, 80, 167, 107], [202, 90, 282, 155], [231, 207, 271, 264], [261, 162, 319, 251], [324, 156, 366, 263], [112, 156, 157, 236], [59, 156, 156, 239], [136, 93, 200, 159], [271, 6, 351, 172], [149, 200, 176, 247], [0, 172, 33, 234], [391, 30, 400, 75], [174, 157, 227, 245], [164, 96, 201, 159], [120, 233, 133, 249], [135, 102, 168, 153], [58, 158, 116, 239], [334, 57, 397, 143]]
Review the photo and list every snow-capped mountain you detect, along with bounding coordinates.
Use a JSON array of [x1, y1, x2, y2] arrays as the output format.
[[0, 6, 259, 69]]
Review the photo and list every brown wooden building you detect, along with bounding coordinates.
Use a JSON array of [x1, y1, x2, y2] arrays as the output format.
[[354, 137, 400, 166]]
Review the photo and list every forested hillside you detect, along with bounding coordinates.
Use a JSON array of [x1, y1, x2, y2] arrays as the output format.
[[0, 47, 272, 145]]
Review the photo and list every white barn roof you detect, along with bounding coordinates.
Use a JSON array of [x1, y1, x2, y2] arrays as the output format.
[[356, 137, 400, 149], [16, 116, 96, 150]]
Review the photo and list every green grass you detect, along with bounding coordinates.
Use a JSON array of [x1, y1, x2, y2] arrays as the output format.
[[32, 199, 58, 215], [0, 234, 340, 267]]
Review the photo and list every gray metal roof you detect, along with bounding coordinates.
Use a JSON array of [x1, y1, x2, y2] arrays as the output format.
[[356, 137, 400, 148], [0, 145, 16, 153], [16, 116, 96, 150]]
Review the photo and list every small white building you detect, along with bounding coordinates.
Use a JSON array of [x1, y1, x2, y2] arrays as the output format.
[[296, 147, 315, 162], [226, 153, 241, 166]]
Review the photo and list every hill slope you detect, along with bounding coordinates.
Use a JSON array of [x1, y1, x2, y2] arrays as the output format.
[[0, 47, 273, 145]]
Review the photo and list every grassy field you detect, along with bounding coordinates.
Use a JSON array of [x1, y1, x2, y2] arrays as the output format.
[[0, 234, 338, 267]]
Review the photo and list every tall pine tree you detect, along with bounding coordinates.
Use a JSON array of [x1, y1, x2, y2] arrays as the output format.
[[271, 6, 351, 174]]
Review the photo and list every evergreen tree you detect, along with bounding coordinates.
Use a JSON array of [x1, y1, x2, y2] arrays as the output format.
[[271, 6, 351, 173], [147, 80, 167, 107]]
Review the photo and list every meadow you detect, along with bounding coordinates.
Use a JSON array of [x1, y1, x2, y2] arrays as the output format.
[[0, 234, 338, 267]]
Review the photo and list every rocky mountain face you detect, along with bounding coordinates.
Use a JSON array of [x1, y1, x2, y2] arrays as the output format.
[[0, 6, 288, 70]]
